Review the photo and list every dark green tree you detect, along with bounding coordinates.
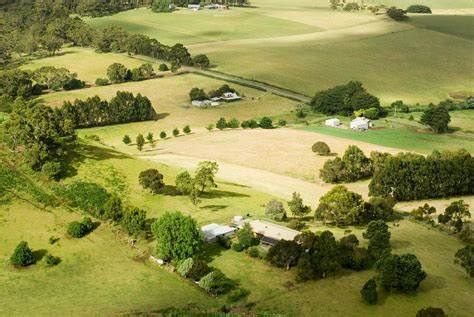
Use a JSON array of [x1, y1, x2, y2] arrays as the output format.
[[139, 169, 165, 194], [454, 245, 474, 277], [360, 278, 378, 304], [288, 192, 311, 218], [121, 207, 147, 237], [266, 240, 301, 269], [136, 134, 145, 151], [315, 185, 365, 225], [10, 241, 35, 267], [312, 141, 331, 156], [420, 105, 450, 133]]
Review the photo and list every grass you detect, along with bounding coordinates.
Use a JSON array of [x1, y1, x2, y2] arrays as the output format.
[[84, 7, 320, 46], [397, 109, 474, 134], [410, 15, 474, 40], [210, 220, 474, 316], [302, 124, 474, 154]]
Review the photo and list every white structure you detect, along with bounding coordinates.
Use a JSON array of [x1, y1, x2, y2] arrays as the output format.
[[192, 99, 211, 107], [188, 4, 200, 11], [201, 223, 236, 243], [221, 92, 241, 102], [249, 220, 300, 246], [350, 117, 372, 131], [233, 215, 245, 227], [325, 118, 341, 127]]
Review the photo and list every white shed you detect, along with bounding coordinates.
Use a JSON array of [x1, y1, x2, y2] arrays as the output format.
[[350, 117, 372, 131], [325, 118, 341, 127], [201, 223, 236, 243]]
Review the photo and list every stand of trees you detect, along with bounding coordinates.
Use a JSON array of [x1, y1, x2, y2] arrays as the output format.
[[369, 150, 474, 201], [320, 145, 373, 183], [310, 81, 386, 118], [61, 91, 157, 128]]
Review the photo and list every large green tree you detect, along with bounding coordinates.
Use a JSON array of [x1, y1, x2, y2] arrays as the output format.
[[420, 105, 451, 133], [315, 185, 365, 225]]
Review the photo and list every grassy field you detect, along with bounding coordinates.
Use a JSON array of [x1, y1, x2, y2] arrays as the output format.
[[410, 15, 474, 40], [398, 109, 474, 133], [85, 7, 320, 46], [210, 219, 474, 316], [302, 124, 474, 154]]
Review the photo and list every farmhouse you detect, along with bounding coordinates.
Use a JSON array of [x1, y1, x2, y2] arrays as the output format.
[[350, 117, 372, 131], [249, 220, 300, 246], [188, 4, 200, 11], [221, 92, 241, 102], [325, 118, 341, 127], [201, 223, 236, 243]]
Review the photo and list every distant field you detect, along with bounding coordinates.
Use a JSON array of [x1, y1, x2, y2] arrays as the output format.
[[85, 7, 320, 46], [366, 0, 474, 9], [410, 15, 474, 40], [398, 110, 474, 133], [302, 125, 474, 153], [21, 47, 150, 82]]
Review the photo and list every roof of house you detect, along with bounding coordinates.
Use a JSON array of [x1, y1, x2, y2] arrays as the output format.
[[351, 116, 370, 124], [249, 220, 300, 242], [201, 223, 236, 241]]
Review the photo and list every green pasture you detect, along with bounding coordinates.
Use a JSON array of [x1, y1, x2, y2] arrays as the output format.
[[410, 14, 474, 40]]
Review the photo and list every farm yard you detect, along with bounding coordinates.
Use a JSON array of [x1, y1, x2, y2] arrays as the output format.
[[1, 0, 474, 316]]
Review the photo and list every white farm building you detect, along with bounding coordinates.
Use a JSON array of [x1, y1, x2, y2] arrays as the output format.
[[350, 117, 372, 131], [201, 223, 236, 243], [325, 118, 341, 127]]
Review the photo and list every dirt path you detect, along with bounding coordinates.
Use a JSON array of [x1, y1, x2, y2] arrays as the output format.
[[140, 153, 370, 207]]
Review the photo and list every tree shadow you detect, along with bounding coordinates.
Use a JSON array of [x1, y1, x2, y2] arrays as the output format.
[[144, 218, 157, 240], [391, 239, 412, 250], [200, 204, 228, 212], [201, 190, 250, 199], [32, 249, 48, 263], [161, 185, 180, 196], [155, 112, 170, 120], [219, 181, 250, 188], [200, 243, 225, 262]]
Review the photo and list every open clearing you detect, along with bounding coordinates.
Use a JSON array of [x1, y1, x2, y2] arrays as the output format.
[[410, 14, 474, 40]]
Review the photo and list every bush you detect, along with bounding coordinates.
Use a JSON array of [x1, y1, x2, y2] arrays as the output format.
[[199, 270, 235, 295], [266, 240, 301, 269], [10, 241, 35, 267], [189, 87, 208, 101], [206, 124, 214, 131], [278, 119, 287, 127], [67, 217, 94, 238], [232, 242, 245, 252], [95, 78, 109, 86], [103, 195, 123, 222], [287, 219, 305, 230], [416, 307, 446, 317], [139, 169, 165, 194], [173, 128, 180, 137], [360, 278, 378, 304], [63, 78, 86, 91], [177, 258, 211, 280], [160, 131, 167, 139], [235, 223, 257, 250], [122, 134, 131, 145], [378, 253, 426, 293], [183, 125, 191, 134], [454, 245, 474, 277], [227, 118, 240, 129], [387, 7, 408, 21], [41, 161, 64, 180], [107, 63, 129, 83], [259, 117, 273, 129], [192, 54, 210, 68], [216, 117, 227, 130], [407, 5, 432, 14], [158, 63, 169, 71], [121, 207, 147, 237], [265, 199, 287, 221], [247, 246, 260, 258], [217, 235, 232, 249], [312, 141, 331, 156], [45, 254, 61, 266], [343, 2, 360, 11]]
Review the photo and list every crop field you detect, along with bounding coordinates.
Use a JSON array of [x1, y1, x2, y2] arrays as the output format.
[[410, 15, 474, 40]]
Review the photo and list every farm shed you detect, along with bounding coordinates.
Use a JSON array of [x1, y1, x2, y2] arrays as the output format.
[[325, 118, 341, 127], [201, 223, 236, 243], [249, 220, 300, 246], [350, 117, 372, 131]]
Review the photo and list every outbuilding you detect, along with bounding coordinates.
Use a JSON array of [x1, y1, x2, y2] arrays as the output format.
[[325, 118, 341, 127], [249, 220, 300, 246], [201, 223, 236, 243], [350, 117, 372, 131]]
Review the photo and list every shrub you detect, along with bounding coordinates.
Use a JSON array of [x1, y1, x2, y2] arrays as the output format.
[[173, 128, 179, 137], [95, 78, 109, 86], [344, 2, 360, 11], [158, 63, 169, 71], [63, 78, 85, 91], [67, 217, 94, 238], [407, 5, 432, 14], [107, 63, 129, 83], [416, 307, 446, 317], [266, 240, 301, 269], [10, 241, 35, 267], [288, 192, 310, 218], [217, 235, 232, 249], [175, 171, 194, 195], [103, 195, 123, 222], [122, 134, 131, 145], [192, 54, 210, 68], [265, 199, 287, 221], [236, 223, 257, 250], [206, 124, 214, 132], [247, 246, 260, 258], [199, 270, 235, 295], [248, 119, 259, 129], [278, 119, 287, 127], [177, 258, 211, 280], [121, 207, 147, 237], [420, 105, 450, 133], [378, 253, 426, 293], [177, 258, 194, 277], [454, 245, 474, 277], [189, 87, 208, 101], [45, 254, 61, 266], [183, 125, 191, 134], [232, 242, 245, 252], [41, 161, 64, 180], [227, 118, 240, 129], [387, 7, 408, 21], [287, 219, 305, 230], [139, 169, 165, 194], [312, 141, 331, 156], [216, 117, 227, 130], [160, 131, 167, 139], [364, 220, 391, 260], [259, 117, 273, 129], [361, 278, 378, 304]]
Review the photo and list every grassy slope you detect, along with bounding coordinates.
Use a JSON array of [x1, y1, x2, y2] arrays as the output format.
[[211, 220, 473, 316], [410, 15, 474, 41], [252, 0, 474, 9], [84, 7, 320, 46], [205, 28, 474, 104]]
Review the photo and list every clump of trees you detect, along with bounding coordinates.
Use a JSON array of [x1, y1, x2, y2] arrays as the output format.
[[265, 199, 287, 221], [454, 245, 473, 278], [310, 81, 385, 118], [369, 150, 474, 201], [315, 186, 395, 225], [438, 200, 471, 233], [377, 253, 426, 292], [387, 7, 409, 21], [175, 161, 219, 205], [189, 84, 238, 101], [32, 66, 85, 91], [320, 145, 372, 183], [151, 211, 203, 261], [406, 5, 432, 14], [232, 223, 259, 252], [139, 169, 165, 194], [416, 307, 446, 317], [61, 91, 156, 128], [106, 62, 155, 83], [67, 217, 94, 238], [420, 104, 451, 133], [288, 192, 311, 218]]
